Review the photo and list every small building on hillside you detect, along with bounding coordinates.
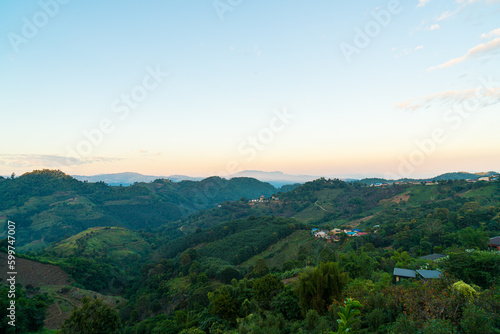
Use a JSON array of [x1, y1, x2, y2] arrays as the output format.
[[417, 269, 442, 279], [478, 176, 490, 182], [314, 231, 327, 238], [394, 268, 442, 283], [489, 236, 500, 251], [331, 228, 342, 234], [393, 268, 416, 282]]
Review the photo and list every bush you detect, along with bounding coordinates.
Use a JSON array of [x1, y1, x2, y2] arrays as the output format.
[[421, 318, 457, 334], [460, 304, 495, 334], [61, 297, 122, 334]]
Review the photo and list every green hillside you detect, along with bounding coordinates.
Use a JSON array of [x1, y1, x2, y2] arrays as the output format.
[[117, 178, 500, 333], [2, 172, 500, 333], [44, 226, 151, 261], [0, 170, 279, 250], [357, 171, 499, 184]]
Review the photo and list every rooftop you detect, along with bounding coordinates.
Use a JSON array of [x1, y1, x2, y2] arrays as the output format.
[[490, 236, 500, 246], [417, 270, 442, 279], [393, 268, 416, 278]]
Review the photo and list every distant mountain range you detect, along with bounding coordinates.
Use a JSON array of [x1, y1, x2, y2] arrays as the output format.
[[71, 170, 499, 187], [0, 170, 280, 250], [357, 171, 499, 185], [72, 172, 203, 186], [227, 170, 319, 187], [72, 170, 317, 187]]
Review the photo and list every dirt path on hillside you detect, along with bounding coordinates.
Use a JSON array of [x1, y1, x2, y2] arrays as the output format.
[[379, 191, 410, 204], [315, 201, 334, 213], [348, 211, 383, 228]]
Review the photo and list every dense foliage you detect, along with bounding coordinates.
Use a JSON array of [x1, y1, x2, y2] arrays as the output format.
[[2, 172, 500, 332], [61, 297, 122, 334], [0, 284, 51, 333], [0, 170, 281, 249]]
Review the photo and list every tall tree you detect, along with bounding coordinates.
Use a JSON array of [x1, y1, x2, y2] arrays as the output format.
[[296, 262, 349, 313], [61, 297, 122, 334]]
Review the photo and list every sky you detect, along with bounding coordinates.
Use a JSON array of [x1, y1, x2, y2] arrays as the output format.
[[1, 0, 499, 179]]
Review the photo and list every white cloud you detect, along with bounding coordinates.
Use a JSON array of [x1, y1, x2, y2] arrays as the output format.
[[417, 0, 431, 7], [436, 9, 460, 21], [481, 27, 500, 40], [396, 86, 500, 112], [0, 154, 119, 168], [428, 37, 500, 70], [428, 24, 440, 30], [393, 45, 424, 58], [435, 0, 500, 22], [456, 0, 481, 4]]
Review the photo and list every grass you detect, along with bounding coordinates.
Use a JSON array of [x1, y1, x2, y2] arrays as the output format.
[[291, 205, 326, 223], [406, 185, 439, 204], [40, 284, 127, 330], [166, 276, 190, 295], [20, 239, 52, 252], [460, 186, 495, 200], [27, 329, 60, 334]]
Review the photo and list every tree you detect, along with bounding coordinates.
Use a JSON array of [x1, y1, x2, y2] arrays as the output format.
[[61, 297, 122, 334], [297, 262, 348, 313], [452, 280, 477, 301], [441, 251, 500, 288], [389, 314, 418, 334], [421, 318, 458, 333], [331, 298, 363, 334], [0, 284, 51, 334], [219, 267, 241, 284], [208, 285, 239, 322], [456, 227, 489, 249], [460, 304, 495, 334], [253, 258, 269, 277], [271, 287, 301, 320], [252, 274, 283, 309]]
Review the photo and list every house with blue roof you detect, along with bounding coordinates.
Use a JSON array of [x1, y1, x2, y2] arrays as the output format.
[[393, 268, 443, 283]]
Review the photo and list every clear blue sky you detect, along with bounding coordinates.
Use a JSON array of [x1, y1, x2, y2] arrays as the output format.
[[1, 0, 499, 179]]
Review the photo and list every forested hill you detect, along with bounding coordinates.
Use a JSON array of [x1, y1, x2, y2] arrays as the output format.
[[357, 171, 499, 184], [0, 169, 279, 249], [173, 176, 500, 235], [115, 178, 500, 333], [1, 172, 500, 332]]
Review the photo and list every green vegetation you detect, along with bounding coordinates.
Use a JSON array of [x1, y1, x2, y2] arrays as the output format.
[[2, 171, 500, 332], [0, 170, 281, 250], [0, 284, 52, 334], [61, 297, 122, 334]]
